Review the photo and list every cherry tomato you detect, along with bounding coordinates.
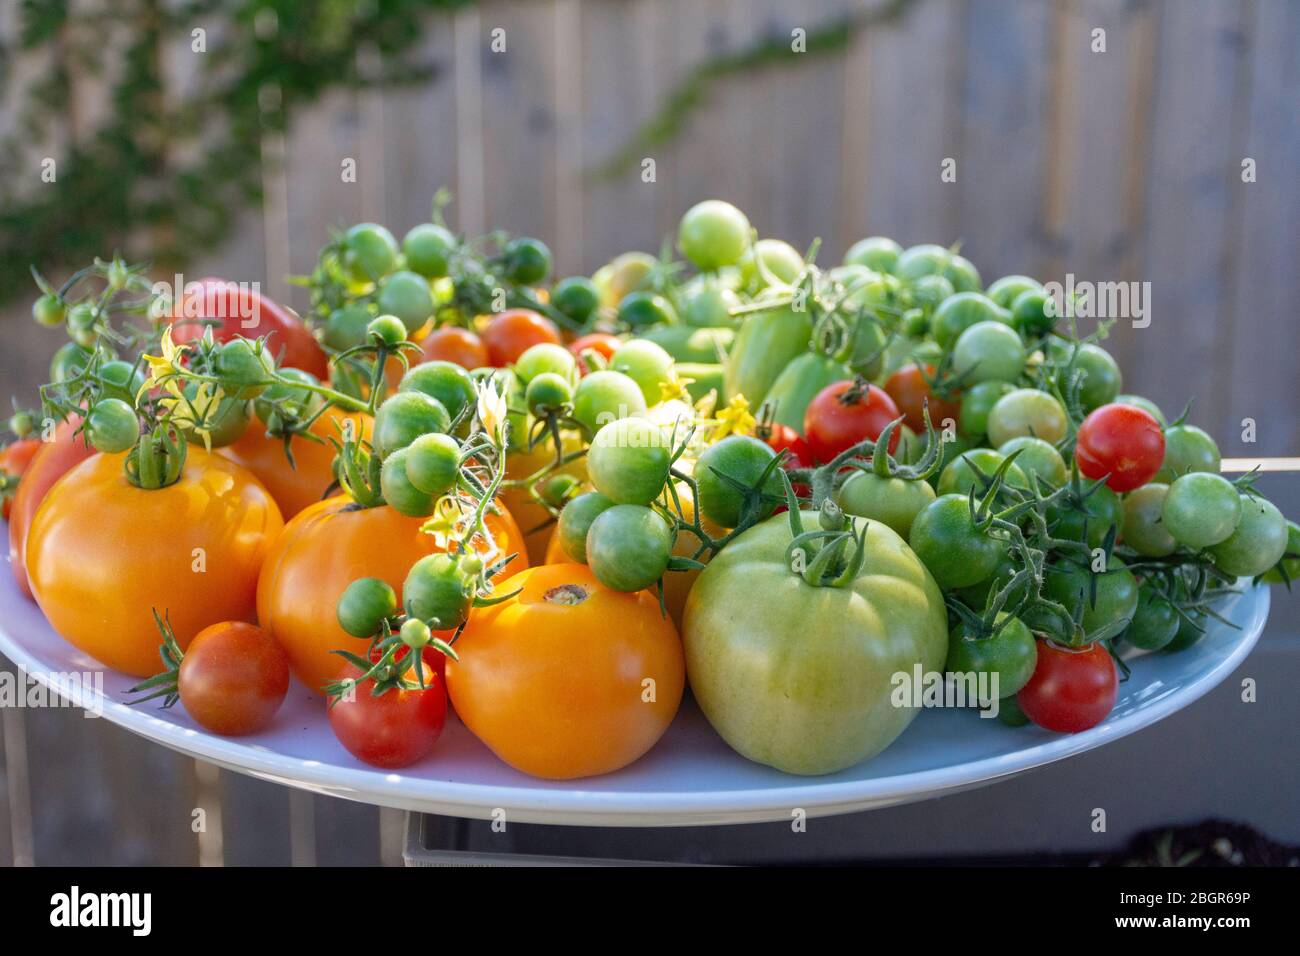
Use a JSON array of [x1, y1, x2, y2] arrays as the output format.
[[1162, 472, 1241, 549], [587, 418, 670, 505], [571, 370, 646, 436], [759, 421, 810, 466], [908, 494, 1002, 589], [551, 277, 601, 324], [1075, 403, 1165, 492], [569, 332, 622, 373], [946, 615, 1038, 700], [402, 223, 456, 278], [177, 621, 289, 735], [695, 435, 781, 528], [0, 438, 41, 520], [328, 664, 447, 768], [501, 237, 552, 285], [420, 326, 489, 370], [482, 309, 562, 367], [884, 364, 961, 434], [803, 380, 901, 464], [677, 200, 751, 271], [1017, 640, 1118, 733], [376, 271, 435, 334]]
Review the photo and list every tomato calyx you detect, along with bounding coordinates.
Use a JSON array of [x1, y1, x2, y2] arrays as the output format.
[[125, 609, 190, 707]]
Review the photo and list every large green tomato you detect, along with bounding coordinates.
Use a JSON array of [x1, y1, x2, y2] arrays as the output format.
[[684, 512, 948, 775], [723, 304, 813, 407]]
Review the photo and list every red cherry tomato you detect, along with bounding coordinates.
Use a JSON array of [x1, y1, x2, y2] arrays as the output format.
[[1, 439, 42, 520], [1075, 403, 1165, 492], [481, 309, 562, 367], [327, 664, 447, 769], [178, 621, 289, 736], [420, 326, 490, 370], [569, 333, 623, 373], [884, 364, 961, 433], [1017, 640, 1118, 733], [803, 381, 901, 464], [757, 422, 810, 502], [170, 277, 328, 378]]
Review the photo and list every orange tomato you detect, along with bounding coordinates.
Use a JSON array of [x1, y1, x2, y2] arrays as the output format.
[[257, 496, 527, 693], [543, 525, 573, 565], [501, 429, 587, 565], [26, 449, 284, 677], [1, 438, 42, 520], [447, 563, 684, 779], [569, 332, 622, 373], [659, 482, 724, 632], [220, 407, 370, 519], [481, 309, 561, 367], [420, 326, 490, 370], [8, 420, 96, 599]]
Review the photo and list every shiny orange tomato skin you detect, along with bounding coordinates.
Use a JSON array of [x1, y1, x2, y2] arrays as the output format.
[[179, 621, 289, 736], [220, 408, 370, 519], [257, 496, 527, 693], [420, 326, 490, 370], [447, 563, 684, 780], [1, 438, 41, 519], [481, 309, 561, 367], [26, 449, 284, 677]]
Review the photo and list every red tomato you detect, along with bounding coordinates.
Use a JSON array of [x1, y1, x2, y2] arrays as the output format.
[[328, 664, 447, 769], [170, 277, 328, 378], [569, 333, 622, 373], [178, 621, 289, 736], [1075, 403, 1165, 493], [884, 364, 961, 434], [1017, 640, 1118, 733], [803, 381, 901, 464], [420, 326, 490, 370], [1, 439, 42, 520], [481, 309, 561, 367]]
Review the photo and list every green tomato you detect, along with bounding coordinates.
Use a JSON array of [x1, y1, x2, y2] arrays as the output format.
[[399, 360, 477, 422], [502, 237, 551, 285], [1208, 494, 1287, 577], [344, 222, 399, 282], [367, 314, 408, 346], [947, 616, 1037, 700], [723, 304, 813, 408], [933, 292, 1005, 349], [743, 238, 804, 287], [587, 418, 671, 505], [1261, 520, 1300, 584], [374, 391, 451, 458], [376, 271, 434, 333], [910, 274, 954, 313], [50, 342, 93, 383], [336, 577, 398, 638], [837, 471, 935, 541], [1009, 289, 1057, 337], [683, 511, 948, 775], [322, 304, 373, 351], [937, 449, 1027, 497], [895, 244, 949, 282], [610, 339, 675, 406], [557, 491, 615, 563], [402, 223, 456, 278], [952, 320, 1025, 385], [551, 276, 600, 323], [1162, 472, 1241, 549], [986, 275, 1042, 310], [943, 254, 981, 292], [1115, 394, 1166, 426], [678, 200, 751, 271], [680, 282, 741, 328], [953, 555, 1032, 612], [1155, 424, 1220, 482], [404, 432, 461, 497], [1122, 482, 1178, 557], [909, 494, 1002, 589], [32, 293, 66, 328], [987, 388, 1067, 446], [585, 504, 673, 591], [380, 447, 436, 517], [513, 342, 576, 384], [958, 381, 1015, 440], [618, 290, 678, 329], [1044, 556, 1139, 636], [253, 368, 322, 429], [403, 553, 476, 629], [844, 236, 901, 274], [997, 436, 1066, 488], [1124, 586, 1180, 651], [1072, 343, 1122, 410], [695, 435, 780, 528], [85, 398, 139, 453], [571, 370, 647, 436], [525, 372, 573, 415], [96, 359, 146, 406], [188, 389, 251, 448], [214, 338, 274, 397], [1164, 609, 1207, 652], [1047, 482, 1123, 547]]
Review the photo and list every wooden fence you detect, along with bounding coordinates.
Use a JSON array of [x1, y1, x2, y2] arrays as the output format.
[[1, 0, 1297, 864]]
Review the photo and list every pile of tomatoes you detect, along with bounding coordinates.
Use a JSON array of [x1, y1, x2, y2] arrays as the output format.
[[2, 197, 1295, 782]]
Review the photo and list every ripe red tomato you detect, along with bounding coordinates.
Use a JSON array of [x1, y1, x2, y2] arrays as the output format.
[[803, 381, 901, 464], [328, 664, 447, 768], [178, 621, 289, 736], [884, 364, 961, 433], [1017, 640, 1118, 733], [1, 439, 41, 520], [569, 332, 622, 373], [1075, 403, 1165, 492], [481, 309, 561, 367], [759, 421, 809, 466], [420, 326, 490, 370], [169, 277, 328, 378]]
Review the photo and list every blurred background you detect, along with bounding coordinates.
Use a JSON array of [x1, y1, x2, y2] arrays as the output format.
[[1, 0, 1297, 865]]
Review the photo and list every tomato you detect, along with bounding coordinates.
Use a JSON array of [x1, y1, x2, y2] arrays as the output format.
[[952, 320, 1025, 384], [569, 332, 622, 371], [376, 271, 434, 334], [373, 391, 451, 458], [958, 381, 1015, 440], [337, 577, 399, 637], [557, 491, 615, 563], [1262, 520, 1300, 584], [908, 494, 1002, 589], [986, 388, 1068, 446], [513, 343, 576, 386], [986, 275, 1042, 310], [1121, 483, 1177, 557], [174, 621, 289, 735], [932, 292, 1004, 349], [947, 616, 1037, 700], [1009, 289, 1057, 337], [1017, 641, 1117, 733], [8, 419, 97, 598], [1161, 472, 1241, 549], [1209, 494, 1287, 577], [84, 398, 140, 453], [587, 418, 671, 505], [684, 510, 947, 774], [403, 432, 461, 497], [609, 339, 675, 406], [1072, 343, 1122, 410], [402, 223, 456, 278], [695, 435, 781, 528], [803, 381, 900, 464], [592, 251, 656, 308], [1075, 403, 1165, 492], [328, 664, 447, 769], [343, 222, 399, 281], [1043, 556, 1139, 635], [760, 421, 810, 466], [741, 238, 804, 289], [837, 470, 935, 541], [884, 364, 961, 434], [571, 370, 646, 436], [482, 309, 562, 367], [500, 425, 586, 564], [763, 353, 852, 432], [937, 449, 1027, 497], [677, 200, 751, 271], [448, 563, 684, 779], [680, 281, 742, 328], [618, 290, 678, 329], [419, 326, 489, 370], [997, 436, 1067, 488], [501, 236, 552, 285], [0, 438, 41, 520], [322, 304, 372, 352], [844, 236, 901, 274], [1155, 424, 1220, 482], [400, 360, 478, 422], [724, 304, 813, 408], [27, 449, 283, 677], [586, 504, 673, 591], [257, 495, 526, 692], [1124, 586, 1180, 652], [1114, 394, 1165, 425], [1047, 482, 1123, 548], [551, 276, 601, 324], [169, 277, 327, 378]]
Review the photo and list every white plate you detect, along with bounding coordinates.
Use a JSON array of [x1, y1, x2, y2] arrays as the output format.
[[0, 537, 1268, 827]]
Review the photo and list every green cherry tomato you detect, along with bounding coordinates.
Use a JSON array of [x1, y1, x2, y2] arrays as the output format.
[[96, 359, 146, 406], [1047, 482, 1124, 548], [1072, 343, 1122, 411], [1155, 424, 1220, 482], [680, 282, 741, 328], [944, 254, 981, 293], [380, 447, 436, 517], [513, 342, 576, 384], [403, 554, 476, 629], [585, 504, 673, 592], [1161, 472, 1241, 549], [908, 494, 1002, 589], [844, 236, 902, 274], [954, 556, 1032, 612], [618, 290, 678, 329], [1209, 494, 1287, 577], [958, 381, 1015, 440], [910, 274, 955, 314], [987, 388, 1068, 446], [400, 618, 432, 649], [337, 577, 398, 638], [610, 339, 675, 405], [996, 694, 1032, 726], [986, 275, 1042, 310], [402, 223, 457, 278], [1164, 608, 1207, 652], [344, 222, 399, 282], [932, 292, 1005, 349], [894, 244, 947, 281], [947, 615, 1038, 700], [937, 449, 1028, 497], [322, 304, 373, 351], [557, 491, 616, 563], [502, 237, 552, 285], [50, 342, 95, 383], [1009, 289, 1057, 337], [85, 398, 139, 453], [743, 238, 805, 287], [399, 360, 477, 422], [837, 471, 936, 541], [1124, 586, 1180, 651], [587, 418, 671, 506], [1261, 520, 1300, 584], [1122, 482, 1178, 557], [1114, 394, 1166, 426], [571, 370, 646, 436], [188, 390, 251, 448], [404, 432, 461, 497], [952, 320, 1025, 385], [376, 271, 435, 334], [551, 276, 601, 323], [367, 314, 408, 346], [695, 435, 781, 528], [1044, 556, 1138, 636], [525, 372, 573, 415], [997, 436, 1067, 488], [374, 391, 452, 457], [214, 338, 275, 397], [33, 293, 66, 327], [254, 368, 322, 428], [678, 200, 752, 271]]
